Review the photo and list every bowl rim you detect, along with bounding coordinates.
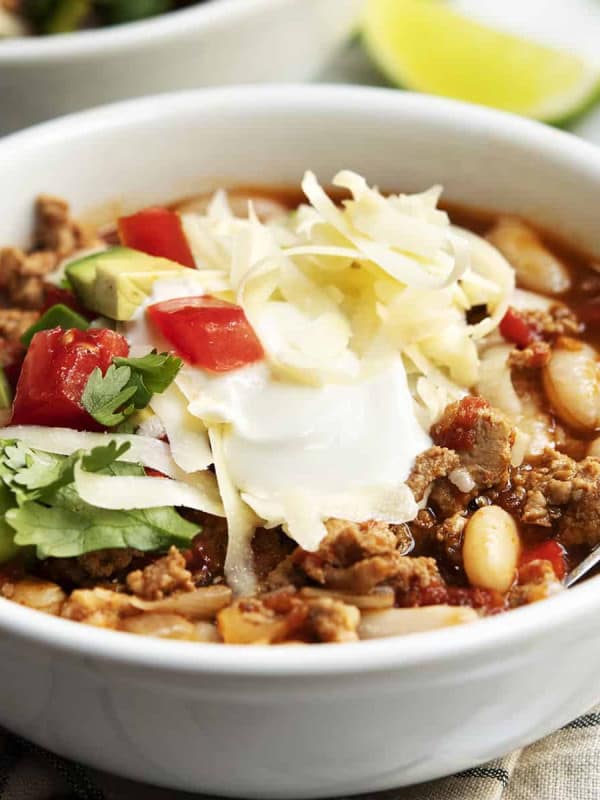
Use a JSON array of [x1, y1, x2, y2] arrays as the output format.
[[0, 0, 282, 63], [1, 83, 600, 678], [1, 575, 598, 677]]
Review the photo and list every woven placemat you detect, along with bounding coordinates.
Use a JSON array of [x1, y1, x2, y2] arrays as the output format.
[[1, 707, 598, 799]]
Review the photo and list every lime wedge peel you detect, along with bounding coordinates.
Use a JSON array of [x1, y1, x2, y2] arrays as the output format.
[[362, 0, 600, 124]]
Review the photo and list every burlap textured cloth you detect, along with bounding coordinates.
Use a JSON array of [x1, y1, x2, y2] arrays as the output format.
[[0, 706, 598, 799]]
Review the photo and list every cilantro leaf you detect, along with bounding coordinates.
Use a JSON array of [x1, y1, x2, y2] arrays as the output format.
[[0, 438, 199, 559], [0, 442, 75, 506], [81, 364, 137, 427], [0, 440, 132, 507], [80, 440, 131, 473], [6, 500, 199, 559], [113, 351, 182, 395], [81, 351, 182, 428]]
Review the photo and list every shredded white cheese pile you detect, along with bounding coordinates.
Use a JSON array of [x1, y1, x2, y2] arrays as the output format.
[[183, 171, 514, 406]]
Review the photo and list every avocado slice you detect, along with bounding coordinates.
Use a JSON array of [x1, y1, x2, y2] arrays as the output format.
[[66, 247, 188, 321], [20, 304, 88, 347]]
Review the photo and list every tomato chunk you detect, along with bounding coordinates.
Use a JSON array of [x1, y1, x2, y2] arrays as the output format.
[[147, 296, 264, 372], [431, 396, 489, 452], [11, 327, 129, 430], [499, 307, 539, 348], [118, 207, 195, 268], [520, 540, 566, 580]]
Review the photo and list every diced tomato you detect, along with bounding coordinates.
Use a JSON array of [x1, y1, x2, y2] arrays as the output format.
[[118, 207, 195, 268], [11, 327, 129, 430], [147, 296, 264, 372], [520, 540, 566, 580], [431, 395, 489, 452], [499, 307, 539, 348]]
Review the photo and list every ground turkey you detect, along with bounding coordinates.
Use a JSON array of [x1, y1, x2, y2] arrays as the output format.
[[431, 396, 515, 489]]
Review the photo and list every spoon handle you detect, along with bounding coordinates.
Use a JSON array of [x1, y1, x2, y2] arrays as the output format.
[[563, 543, 600, 588]]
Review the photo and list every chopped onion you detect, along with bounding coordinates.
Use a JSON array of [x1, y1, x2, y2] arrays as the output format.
[[129, 585, 232, 619], [73, 461, 224, 516], [150, 384, 212, 472], [299, 586, 394, 609], [477, 344, 522, 419], [208, 426, 258, 596], [359, 606, 479, 639], [448, 468, 476, 494]]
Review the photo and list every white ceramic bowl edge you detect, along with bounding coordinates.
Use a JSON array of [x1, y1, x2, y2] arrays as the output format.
[[0, 0, 361, 134]]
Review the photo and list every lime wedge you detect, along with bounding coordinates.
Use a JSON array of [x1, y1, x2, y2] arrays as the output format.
[[363, 0, 600, 123]]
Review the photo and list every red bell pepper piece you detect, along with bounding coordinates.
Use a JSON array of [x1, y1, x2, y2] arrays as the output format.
[[147, 296, 264, 372], [40, 284, 87, 317], [118, 207, 195, 268], [499, 307, 539, 348], [520, 540, 567, 580], [11, 327, 129, 430], [144, 468, 168, 478]]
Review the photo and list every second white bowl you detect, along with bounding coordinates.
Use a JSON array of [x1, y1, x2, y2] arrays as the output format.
[[0, 0, 360, 134]]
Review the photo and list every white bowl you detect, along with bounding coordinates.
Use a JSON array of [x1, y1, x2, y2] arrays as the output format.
[[0, 86, 599, 798], [0, 0, 359, 135]]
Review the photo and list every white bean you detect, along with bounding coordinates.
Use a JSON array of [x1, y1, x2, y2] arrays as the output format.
[[299, 586, 395, 609], [487, 217, 571, 295], [194, 621, 221, 643], [359, 606, 478, 639], [543, 343, 600, 432], [463, 505, 520, 593]]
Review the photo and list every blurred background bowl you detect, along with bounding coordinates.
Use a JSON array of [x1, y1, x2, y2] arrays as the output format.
[[0, 0, 360, 135]]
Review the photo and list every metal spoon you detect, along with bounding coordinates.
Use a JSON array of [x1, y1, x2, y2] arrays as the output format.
[[563, 543, 600, 588]]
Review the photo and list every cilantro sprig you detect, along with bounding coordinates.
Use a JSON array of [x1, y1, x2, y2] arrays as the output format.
[[82, 350, 182, 428], [0, 439, 199, 561]]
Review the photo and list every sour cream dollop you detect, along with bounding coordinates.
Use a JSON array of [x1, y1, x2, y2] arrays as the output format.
[[179, 358, 430, 497]]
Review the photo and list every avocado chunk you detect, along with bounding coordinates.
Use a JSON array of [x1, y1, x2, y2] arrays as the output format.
[[0, 367, 11, 411], [66, 247, 188, 321], [20, 304, 88, 347]]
